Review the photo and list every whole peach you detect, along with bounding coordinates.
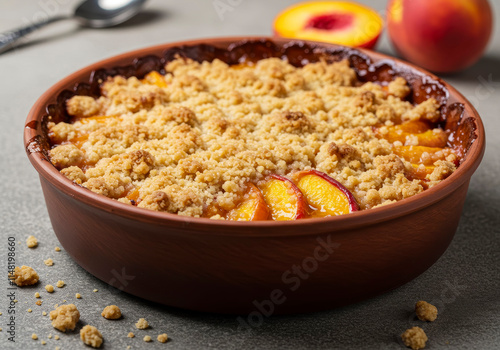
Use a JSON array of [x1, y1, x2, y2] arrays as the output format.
[[387, 0, 493, 73]]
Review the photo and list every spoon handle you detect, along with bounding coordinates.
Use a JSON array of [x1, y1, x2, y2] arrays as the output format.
[[0, 15, 68, 54]]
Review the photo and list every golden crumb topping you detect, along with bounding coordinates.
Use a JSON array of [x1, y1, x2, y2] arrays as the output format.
[[11, 266, 39, 286], [56, 280, 65, 288], [49, 57, 457, 219], [101, 305, 122, 319], [402, 326, 428, 350], [45, 285, 54, 293], [415, 301, 438, 322], [49, 304, 80, 332], [80, 325, 103, 348], [44, 258, 54, 266]]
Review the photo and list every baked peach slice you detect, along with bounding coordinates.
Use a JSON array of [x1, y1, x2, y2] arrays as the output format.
[[259, 175, 308, 221], [142, 71, 168, 88], [227, 183, 270, 221], [377, 121, 448, 148], [291, 170, 359, 217], [393, 146, 455, 166], [273, 1, 384, 49]]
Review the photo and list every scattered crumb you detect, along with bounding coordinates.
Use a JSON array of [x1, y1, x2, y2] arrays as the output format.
[[28, 309, 32, 313], [157, 333, 168, 343], [0, 328, 2, 331], [26, 235, 38, 248], [45, 285, 55, 293], [41, 340, 46, 345], [35, 292, 41, 298], [49, 304, 80, 332], [127, 332, 135, 338], [56, 347, 61, 350], [143, 335, 152, 342], [11, 266, 39, 286], [0, 312, 2, 315], [14, 299, 18, 303], [42, 311, 47, 316], [402, 326, 428, 350], [127, 346, 131, 350], [44, 259, 54, 266], [36, 300, 43, 306], [135, 318, 149, 329], [48, 334, 52, 339], [101, 305, 122, 320], [54, 335, 60, 340], [93, 289, 98, 293], [32, 333, 38, 340], [56, 280, 65, 288], [76, 293, 82, 299], [415, 301, 438, 322], [54, 247, 61, 252], [80, 325, 103, 348]]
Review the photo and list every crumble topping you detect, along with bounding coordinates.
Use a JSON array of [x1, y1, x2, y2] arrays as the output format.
[[402, 326, 428, 350], [48, 57, 458, 218], [415, 301, 438, 322], [80, 325, 103, 348], [49, 304, 80, 332], [11, 265, 39, 286], [101, 305, 122, 319]]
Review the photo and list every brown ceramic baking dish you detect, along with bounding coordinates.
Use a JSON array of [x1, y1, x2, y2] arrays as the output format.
[[24, 37, 484, 315]]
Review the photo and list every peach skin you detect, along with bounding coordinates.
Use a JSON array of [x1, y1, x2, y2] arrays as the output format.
[[259, 175, 308, 220], [292, 170, 359, 217]]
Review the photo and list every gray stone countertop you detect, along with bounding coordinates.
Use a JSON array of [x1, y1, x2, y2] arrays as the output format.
[[0, 0, 499, 349]]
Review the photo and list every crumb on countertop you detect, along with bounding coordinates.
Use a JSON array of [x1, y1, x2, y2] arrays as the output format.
[[101, 305, 122, 320], [44, 258, 54, 266], [32, 333, 38, 340], [45, 285, 54, 293], [54, 247, 61, 252], [26, 235, 38, 248], [402, 326, 428, 350], [11, 266, 39, 286], [49, 304, 80, 332], [76, 293, 82, 299], [143, 335, 152, 342], [127, 332, 135, 338], [157, 333, 168, 343], [415, 301, 438, 322], [80, 325, 103, 348], [56, 280, 65, 288], [135, 318, 149, 329]]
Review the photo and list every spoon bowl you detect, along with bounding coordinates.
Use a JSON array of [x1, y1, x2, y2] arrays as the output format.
[[0, 0, 147, 53]]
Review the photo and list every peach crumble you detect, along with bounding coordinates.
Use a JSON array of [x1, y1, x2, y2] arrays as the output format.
[[48, 57, 458, 220]]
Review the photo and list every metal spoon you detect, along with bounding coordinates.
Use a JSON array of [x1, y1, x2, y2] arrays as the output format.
[[0, 0, 147, 54]]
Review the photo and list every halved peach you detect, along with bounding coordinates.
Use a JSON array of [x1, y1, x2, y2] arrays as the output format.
[[273, 1, 384, 49], [291, 170, 359, 217], [259, 175, 308, 220], [227, 183, 270, 221]]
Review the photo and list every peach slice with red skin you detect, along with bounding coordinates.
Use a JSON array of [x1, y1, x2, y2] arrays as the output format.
[[227, 183, 270, 221], [273, 1, 384, 49], [259, 175, 308, 221], [291, 170, 359, 217]]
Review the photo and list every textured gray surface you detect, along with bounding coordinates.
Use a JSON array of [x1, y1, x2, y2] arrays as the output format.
[[1, 0, 499, 349]]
